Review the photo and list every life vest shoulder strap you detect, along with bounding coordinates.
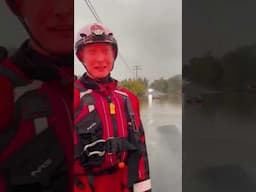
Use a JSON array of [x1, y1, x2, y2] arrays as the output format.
[[0, 65, 52, 153], [0, 63, 27, 87]]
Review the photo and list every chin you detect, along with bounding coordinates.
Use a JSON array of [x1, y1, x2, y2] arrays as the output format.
[[96, 76, 107, 79], [45, 37, 73, 52], [95, 74, 109, 79], [48, 46, 73, 55]]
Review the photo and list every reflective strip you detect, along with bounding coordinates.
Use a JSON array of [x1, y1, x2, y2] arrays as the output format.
[[34, 117, 48, 135], [87, 151, 105, 157], [80, 89, 92, 99], [133, 179, 152, 192], [83, 139, 105, 153], [88, 105, 95, 112], [80, 89, 94, 112], [14, 80, 43, 102], [114, 90, 128, 97]]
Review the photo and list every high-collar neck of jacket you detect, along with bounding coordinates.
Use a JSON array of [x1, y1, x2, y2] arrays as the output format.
[[80, 73, 118, 96], [11, 40, 73, 81]]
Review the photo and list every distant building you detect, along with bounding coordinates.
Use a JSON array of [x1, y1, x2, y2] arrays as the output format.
[[146, 88, 167, 99]]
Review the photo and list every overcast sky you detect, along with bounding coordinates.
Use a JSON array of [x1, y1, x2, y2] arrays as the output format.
[[75, 0, 182, 81], [0, 2, 28, 48], [1, 0, 255, 81], [183, 0, 256, 63]]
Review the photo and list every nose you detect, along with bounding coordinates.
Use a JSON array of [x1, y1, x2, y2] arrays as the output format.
[[95, 52, 105, 62]]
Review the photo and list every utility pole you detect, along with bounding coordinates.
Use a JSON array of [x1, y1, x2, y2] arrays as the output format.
[[133, 65, 141, 80]]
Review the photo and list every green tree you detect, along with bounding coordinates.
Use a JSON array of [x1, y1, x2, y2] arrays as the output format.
[[150, 77, 168, 93], [183, 53, 223, 89], [167, 75, 182, 94], [221, 45, 256, 89], [184, 44, 256, 90], [119, 79, 147, 97], [150, 75, 182, 94]]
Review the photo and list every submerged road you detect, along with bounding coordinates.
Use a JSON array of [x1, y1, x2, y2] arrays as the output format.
[[141, 100, 182, 192]]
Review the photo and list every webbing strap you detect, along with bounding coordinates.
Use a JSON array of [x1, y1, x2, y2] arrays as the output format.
[[74, 86, 94, 119], [74, 82, 86, 92], [75, 138, 137, 163], [0, 95, 22, 153], [14, 80, 42, 101], [74, 176, 85, 190], [0, 65, 51, 153], [0, 90, 52, 153], [0, 65, 27, 86], [0, 65, 28, 147], [34, 117, 49, 135], [88, 175, 95, 192], [121, 94, 141, 188]]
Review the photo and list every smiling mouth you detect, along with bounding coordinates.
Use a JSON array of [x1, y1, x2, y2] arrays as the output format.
[[94, 66, 107, 70]]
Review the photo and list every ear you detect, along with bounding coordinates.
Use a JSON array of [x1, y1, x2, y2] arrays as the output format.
[[111, 62, 114, 71], [77, 46, 88, 62], [77, 51, 84, 62]]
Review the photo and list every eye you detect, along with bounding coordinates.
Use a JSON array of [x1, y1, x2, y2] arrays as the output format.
[[88, 49, 96, 55], [102, 48, 111, 54], [103, 49, 108, 54]]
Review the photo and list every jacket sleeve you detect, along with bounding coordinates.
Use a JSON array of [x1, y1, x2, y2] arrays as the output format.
[[136, 121, 152, 192], [134, 97, 151, 181], [73, 87, 91, 192], [123, 89, 152, 191]]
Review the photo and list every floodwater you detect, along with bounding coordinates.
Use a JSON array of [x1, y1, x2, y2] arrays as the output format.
[[182, 91, 256, 192], [140, 97, 182, 192]]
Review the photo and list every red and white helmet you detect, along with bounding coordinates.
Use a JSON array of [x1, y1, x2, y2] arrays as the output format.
[[75, 23, 118, 60]]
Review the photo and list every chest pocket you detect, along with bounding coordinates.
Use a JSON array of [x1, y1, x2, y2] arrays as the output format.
[[0, 65, 68, 192], [75, 91, 104, 167]]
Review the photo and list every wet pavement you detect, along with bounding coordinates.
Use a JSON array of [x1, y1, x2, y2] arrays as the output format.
[[140, 100, 182, 192]]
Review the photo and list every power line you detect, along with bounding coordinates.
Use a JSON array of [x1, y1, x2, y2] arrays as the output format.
[[118, 52, 133, 73], [133, 65, 142, 80], [85, 0, 103, 23]]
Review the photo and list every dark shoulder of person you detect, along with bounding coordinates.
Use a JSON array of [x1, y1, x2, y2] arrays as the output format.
[[0, 46, 8, 62]]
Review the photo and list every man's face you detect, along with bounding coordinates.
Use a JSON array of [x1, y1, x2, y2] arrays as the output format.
[[80, 43, 115, 80], [19, 0, 73, 55]]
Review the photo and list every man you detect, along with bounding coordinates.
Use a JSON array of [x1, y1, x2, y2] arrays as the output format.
[[0, 0, 73, 191], [74, 23, 151, 192]]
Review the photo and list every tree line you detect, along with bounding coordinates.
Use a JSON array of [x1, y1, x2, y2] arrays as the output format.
[[119, 75, 182, 97], [183, 44, 256, 90]]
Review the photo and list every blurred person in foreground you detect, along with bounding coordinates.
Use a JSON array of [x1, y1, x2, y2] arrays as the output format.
[[0, 0, 73, 191]]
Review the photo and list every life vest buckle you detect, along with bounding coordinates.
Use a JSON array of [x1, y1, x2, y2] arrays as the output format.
[[105, 137, 121, 155], [82, 139, 106, 157]]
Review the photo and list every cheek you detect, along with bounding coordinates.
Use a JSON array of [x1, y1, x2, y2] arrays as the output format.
[[81, 54, 93, 65], [22, 2, 45, 25], [82, 57, 95, 69], [24, 9, 48, 37], [106, 55, 114, 64], [107, 61, 114, 70]]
